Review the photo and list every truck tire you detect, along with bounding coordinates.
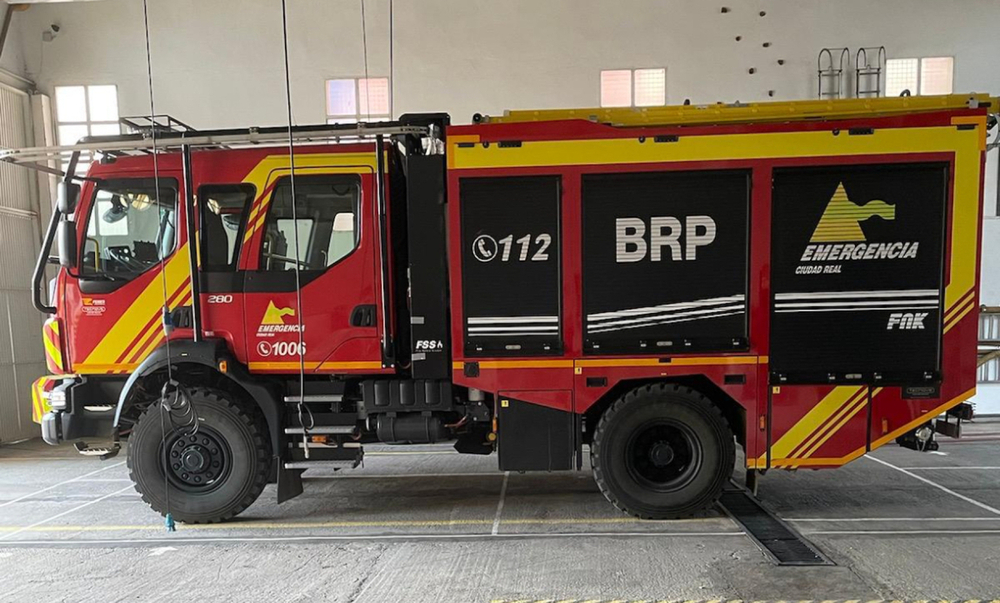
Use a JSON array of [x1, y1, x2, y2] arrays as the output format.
[[127, 387, 270, 524], [591, 383, 735, 519]]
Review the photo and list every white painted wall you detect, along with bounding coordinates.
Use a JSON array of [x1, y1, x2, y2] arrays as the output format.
[[9, 0, 1000, 126], [7, 0, 1000, 410], [0, 2, 27, 78]]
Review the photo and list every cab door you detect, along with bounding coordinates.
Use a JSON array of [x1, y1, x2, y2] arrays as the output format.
[[64, 175, 192, 374], [241, 159, 384, 374]]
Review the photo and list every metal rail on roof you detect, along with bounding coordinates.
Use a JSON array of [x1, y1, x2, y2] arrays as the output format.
[[0, 121, 431, 178], [481, 93, 998, 127]]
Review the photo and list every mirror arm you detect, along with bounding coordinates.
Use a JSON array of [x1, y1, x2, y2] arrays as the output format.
[[32, 207, 61, 314]]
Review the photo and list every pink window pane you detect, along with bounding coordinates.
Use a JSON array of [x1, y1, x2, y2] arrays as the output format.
[[601, 70, 632, 108], [359, 78, 390, 118], [920, 57, 953, 95]]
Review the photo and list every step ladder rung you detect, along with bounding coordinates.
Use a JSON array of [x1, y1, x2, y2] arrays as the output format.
[[294, 441, 362, 449], [284, 460, 359, 470], [284, 394, 344, 403], [284, 426, 355, 435]]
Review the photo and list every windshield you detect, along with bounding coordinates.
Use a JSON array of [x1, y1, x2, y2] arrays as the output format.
[[80, 179, 178, 281]]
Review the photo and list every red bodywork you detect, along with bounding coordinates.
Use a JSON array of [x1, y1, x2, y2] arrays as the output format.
[[445, 109, 985, 469], [44, 108, 985, 471]]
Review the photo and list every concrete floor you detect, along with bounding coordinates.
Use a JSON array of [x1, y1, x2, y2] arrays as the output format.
[[1, 422, 999, 602]]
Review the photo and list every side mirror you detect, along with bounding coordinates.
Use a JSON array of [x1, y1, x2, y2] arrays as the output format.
[[57, 181, 81, 215], [57, 220, 78, 269]]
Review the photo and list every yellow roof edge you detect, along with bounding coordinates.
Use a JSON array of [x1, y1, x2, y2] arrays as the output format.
[[483, 93, 998, 128]]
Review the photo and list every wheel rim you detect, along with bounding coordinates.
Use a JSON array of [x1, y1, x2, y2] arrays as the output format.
[[624, 420, 703, 493], [162, 426, 232, 493]]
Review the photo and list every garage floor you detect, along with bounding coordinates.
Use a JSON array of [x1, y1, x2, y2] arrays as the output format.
[[1, 421, 999, 601]]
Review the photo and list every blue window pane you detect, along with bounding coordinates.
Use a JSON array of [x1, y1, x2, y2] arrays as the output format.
[[326, 79, 356, 116]]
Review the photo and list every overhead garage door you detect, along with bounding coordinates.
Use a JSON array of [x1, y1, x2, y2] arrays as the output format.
[[0, 81, 45, 444]]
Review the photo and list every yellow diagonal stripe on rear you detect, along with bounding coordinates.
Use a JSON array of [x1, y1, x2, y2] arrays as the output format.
[[788, 388, 867, 461], [761, 386, 864, 464], [80, 245, 190, 368], [798, 387, 876, 460]]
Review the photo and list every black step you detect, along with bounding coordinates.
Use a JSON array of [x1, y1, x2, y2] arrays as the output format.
[[286, 443, 363, 464], [719, 486, 831, 566]]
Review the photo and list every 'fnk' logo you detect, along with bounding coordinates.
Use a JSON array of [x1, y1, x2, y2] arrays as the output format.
[[887, 312, 928, 330]]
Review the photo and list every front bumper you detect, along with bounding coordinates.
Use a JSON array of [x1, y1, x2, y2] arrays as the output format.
[[32, 375, 122, 445]]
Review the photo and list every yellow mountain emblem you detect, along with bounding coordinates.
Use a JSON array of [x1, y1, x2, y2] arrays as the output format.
[[810, 183, 895, 243], [262, 301, 295, 325]]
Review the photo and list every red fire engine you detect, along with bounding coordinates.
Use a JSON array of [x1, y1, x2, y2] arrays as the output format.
[[4, 94, 991, 523]]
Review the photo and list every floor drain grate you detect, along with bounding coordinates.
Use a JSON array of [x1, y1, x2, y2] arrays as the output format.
[[719, 487, 833, 566]]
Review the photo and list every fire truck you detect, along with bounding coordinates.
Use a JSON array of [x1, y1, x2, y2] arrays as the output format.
[[4, 94, 991, 523]]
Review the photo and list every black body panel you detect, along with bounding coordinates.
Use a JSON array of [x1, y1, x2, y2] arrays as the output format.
[[581, 170, 750, 354], [406, 155, 451, 379], [497, 396, 576, 472], [460, 176, 562, 356], [770, 163, 948, 384]]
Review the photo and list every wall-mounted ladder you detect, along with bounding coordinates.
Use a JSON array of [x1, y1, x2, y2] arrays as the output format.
[[818, 48, 851, 99], [856, 46, 887, 98]]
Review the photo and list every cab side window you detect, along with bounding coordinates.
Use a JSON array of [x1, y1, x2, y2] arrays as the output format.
[[260, 174, 360, 271], [199, 184, 255, 271], [81, 178, 178, 281]]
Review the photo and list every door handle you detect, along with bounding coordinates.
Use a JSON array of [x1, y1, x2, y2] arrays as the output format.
[[350, 304, 376, 327]]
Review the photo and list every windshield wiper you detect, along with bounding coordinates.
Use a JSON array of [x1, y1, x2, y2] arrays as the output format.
[[84, 273, 129, 282]]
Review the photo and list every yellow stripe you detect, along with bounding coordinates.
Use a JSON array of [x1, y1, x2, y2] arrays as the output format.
[[452, 356, 762, 371], [490, 93, 998, 126], [872, 387, 976, 450], [72, 363, 140, 373], [774, 387, 977, 468], [771, 447, 868, 468], [452, 360, 574, 370], [248, 361, 384, 371], [951, 115, 989, 150], [80, 245, 191, 369], [945, 289, 974, 322], [451, 126, 975, 170], [42, 328, 62, 369], [798, 387, 880, 460], [944, 297, 977, 334], [125, 284, 192, 363], [242, 197, 272, 243], [761, 386, 864, 465], [449, 134, 481, 144], [783, 388, 868, 463], [574, 356, 760, 369], [31, 379, 44, 423], [320, 361, 384, 370]]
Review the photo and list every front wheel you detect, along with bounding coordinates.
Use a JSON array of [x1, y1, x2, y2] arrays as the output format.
[[591, 383, 735, 519], [127, 387, 271, 524]]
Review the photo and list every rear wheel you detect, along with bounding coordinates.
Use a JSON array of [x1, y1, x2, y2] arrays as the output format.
[[127, 387, 270, 524], [591, 383, 735, 519]]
